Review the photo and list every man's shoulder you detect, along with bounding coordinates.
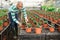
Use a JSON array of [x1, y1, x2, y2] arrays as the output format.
[[10, 4, 16, 8], [22, 7, 26, 10], [9, 4, 17, 12]]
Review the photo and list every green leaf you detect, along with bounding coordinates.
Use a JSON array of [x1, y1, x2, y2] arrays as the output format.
[[27, 23, 32, 28], [0, 20, 3, 26], [33, 20, 37, 25], [36, 23, 40, 28]]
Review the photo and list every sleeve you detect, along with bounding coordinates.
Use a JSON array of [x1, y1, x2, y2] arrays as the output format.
[[22, 8, 27, 19], [9, 5, 18, 12], [11, 12, 20, 24]]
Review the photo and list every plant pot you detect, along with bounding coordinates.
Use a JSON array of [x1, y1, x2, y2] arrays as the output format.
[[43, 24, 48, 29], [47, 16, 50, 20], [49, 17, 54, 22], [58, 27, 60, 32], [49, 27, 54, 32], [21, 24, 25, 30], [58, 19, 60, 23], [44, 15, 47, 18], [3, 21, 9, 27], [26, 28, 32, 33], [40, 14, 43, 18], [0, 26, 3, 31], [52, 20, 58, 24], [35, 28, 42, 34]]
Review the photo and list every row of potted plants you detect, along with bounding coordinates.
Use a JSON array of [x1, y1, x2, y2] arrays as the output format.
[[0, 19, 9, 31], [25, 20, 42, 34], [0, 9, 9, 31], [34, 10, 60, 24], [34, 10, 60, 27], [20, 11, 56, 35], [29, 10, 56, 32]]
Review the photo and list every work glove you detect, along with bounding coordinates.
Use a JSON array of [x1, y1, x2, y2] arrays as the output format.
[[25, 17, 28, 23]]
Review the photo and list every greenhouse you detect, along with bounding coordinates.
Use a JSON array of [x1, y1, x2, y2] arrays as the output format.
[[0, 0, 60, 40]]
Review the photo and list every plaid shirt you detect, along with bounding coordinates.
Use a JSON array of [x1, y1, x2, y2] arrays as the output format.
[[9, 4, 27, 24]]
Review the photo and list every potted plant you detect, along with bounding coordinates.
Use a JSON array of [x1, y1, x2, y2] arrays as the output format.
[[29, 17, 34, 23], [33, 20, 37, 27], [52, 17, 58, 24], [35, 15, 39, 22], [57, 18, 60, 24], [31, 17, 34, 21], [21, 21, 26, 30], [26, 23, 32, 33], [39, 14, 44, 18], [35, 22, 42, 34], [58, 26, 60, 32], [43, 21, 48, 29], [0, 20, 3, 31], [47, 16, 50, 20], [49, 24, 55, 32], [52, 19, 58, 24], [3, 19, 9, 27], [49, 17, 54, 22]]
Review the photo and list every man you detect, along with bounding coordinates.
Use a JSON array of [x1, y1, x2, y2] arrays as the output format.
[[8, 1, 28, 38]]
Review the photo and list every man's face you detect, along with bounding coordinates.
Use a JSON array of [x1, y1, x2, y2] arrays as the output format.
[[17, 3, 23, 9]]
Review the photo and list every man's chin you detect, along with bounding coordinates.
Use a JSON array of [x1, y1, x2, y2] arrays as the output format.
[[19, 8, 22, 9]]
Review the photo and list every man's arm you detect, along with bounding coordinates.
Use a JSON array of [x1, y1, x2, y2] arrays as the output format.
[[11, 12, 20, 24], [22, 8, 28, 23], [9, 5, 21, 25]]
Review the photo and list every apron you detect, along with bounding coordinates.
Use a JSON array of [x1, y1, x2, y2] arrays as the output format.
[[8, 12, 19, 36]]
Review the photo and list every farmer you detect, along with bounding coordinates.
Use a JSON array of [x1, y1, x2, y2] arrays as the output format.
[[8, 1, 28, 38]]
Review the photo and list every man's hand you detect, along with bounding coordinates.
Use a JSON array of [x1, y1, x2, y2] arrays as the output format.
[[18, 23, 22, 27], [25, 17, 28, 23], [25, 19, 28, 23]]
